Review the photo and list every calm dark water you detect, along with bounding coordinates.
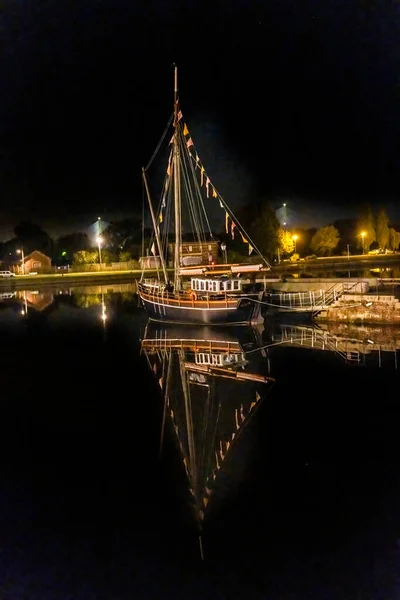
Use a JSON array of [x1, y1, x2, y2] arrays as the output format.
[[1, 285, 400, 599]]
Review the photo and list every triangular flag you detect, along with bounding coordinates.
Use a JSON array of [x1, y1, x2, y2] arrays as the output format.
[[212, 187, 217, 198], [231, 221, 236, 239], [206, 177, 210, 197], [183, 123, 189, 136], [240, 232, 248, 244], [225, 212, 229, 233], [219, 199, 224, 208], [150, 242, 156, 256], [186, 137, 193, 148], [200, 166, 205, 186], [249, 244, 254, 256]]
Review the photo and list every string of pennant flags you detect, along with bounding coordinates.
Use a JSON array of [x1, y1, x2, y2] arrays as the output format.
[[160, 107, 255, 256]]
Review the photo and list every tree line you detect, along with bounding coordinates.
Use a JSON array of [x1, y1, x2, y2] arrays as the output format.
[[226, 201, 400, 260], [0, 205, 399, 267], [0, 217, 145, 265]]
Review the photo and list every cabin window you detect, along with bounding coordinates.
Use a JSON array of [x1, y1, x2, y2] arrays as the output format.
[[189, 245, 192, 252], [212, 281, 217, 291], [33, 261, 41, 268], [200, 281, 205, 291], [196, 353, 223, 367], [208, 245, 212, 251]]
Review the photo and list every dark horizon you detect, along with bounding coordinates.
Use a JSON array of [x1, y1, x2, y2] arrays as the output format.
[[1, 1, 399, 231]]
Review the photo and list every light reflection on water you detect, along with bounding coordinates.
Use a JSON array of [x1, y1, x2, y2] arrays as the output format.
[[0, 285, 399, 597]]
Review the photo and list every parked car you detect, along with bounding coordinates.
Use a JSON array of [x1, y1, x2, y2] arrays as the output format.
[[0, 271, 16, 278]]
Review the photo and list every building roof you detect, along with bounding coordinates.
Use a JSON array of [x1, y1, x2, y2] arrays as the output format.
[[23, 250, 51, 262]]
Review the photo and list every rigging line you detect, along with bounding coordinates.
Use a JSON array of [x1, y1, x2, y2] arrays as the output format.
[[180, 147, 211, 244], [217, 194, 271, 268], [185, 137, 214, 240], [144, 113, 174, 171], [141, 182, 145, 259], [186, 141, 270, 266], [179, 128, 214, 240]]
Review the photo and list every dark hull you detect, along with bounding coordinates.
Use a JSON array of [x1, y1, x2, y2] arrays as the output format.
[[139, 291, 259, 325]]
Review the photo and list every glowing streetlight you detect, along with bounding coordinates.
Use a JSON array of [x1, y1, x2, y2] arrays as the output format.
[[292, 234, 299, 254], [96, 235, 103, 265], [17, 248, 25, 274], [220, 242, 227, 264], [360, 231, 366, 254]]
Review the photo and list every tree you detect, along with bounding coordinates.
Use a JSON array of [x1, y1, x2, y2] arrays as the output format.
[[333, 218, 357, 253], [356, 206, 376, 252], [278, 228, 295, 255], [55, 232, 91, 262], [73, 250, 99, 264], [119, 251, 132, 262], [389, 228, 400, 251], [376, 208, 390, 250], [14, 220, 53, 256], [310, 225, 340, 256], [236, 197, 280, 258], [104, 217, 142, 254]]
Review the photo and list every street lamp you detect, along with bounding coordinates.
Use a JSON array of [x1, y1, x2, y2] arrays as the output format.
[[221, 242, 227, 264], [96, 235, 103, 265], [360, 231, 366, 254], [292, 234, 299, 254], [17, 248, 25, 274]]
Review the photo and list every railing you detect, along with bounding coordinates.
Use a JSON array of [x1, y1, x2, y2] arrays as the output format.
[[266, 280, 364, 314], [311, 280, 361, 316], [273, 325, 361, 363]]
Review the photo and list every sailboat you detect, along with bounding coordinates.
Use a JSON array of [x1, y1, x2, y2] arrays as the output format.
[[141, 321, 275, 557], [138, 66, 271, 325]]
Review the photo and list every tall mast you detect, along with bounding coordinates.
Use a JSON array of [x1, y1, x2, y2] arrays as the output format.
[[173, 64, 182, 291]]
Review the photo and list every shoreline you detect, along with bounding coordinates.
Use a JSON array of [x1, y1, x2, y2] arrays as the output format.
[[0, 270, 144, 289]]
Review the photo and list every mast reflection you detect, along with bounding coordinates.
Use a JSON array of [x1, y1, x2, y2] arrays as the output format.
[[141, 322, 275, 558]]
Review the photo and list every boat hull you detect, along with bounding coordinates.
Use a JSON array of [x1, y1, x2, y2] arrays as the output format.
[[138, 287, 261, 325]]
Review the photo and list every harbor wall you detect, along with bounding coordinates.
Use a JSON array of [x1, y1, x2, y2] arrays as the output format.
[[316, 294, 400, 324]]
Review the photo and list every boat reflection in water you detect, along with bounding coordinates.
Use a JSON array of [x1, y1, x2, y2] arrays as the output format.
[[141, 322, 275, 558]]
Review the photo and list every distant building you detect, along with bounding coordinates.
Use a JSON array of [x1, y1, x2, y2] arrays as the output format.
[[141, 241, 220, 269], [19, 250, 52, 274], [167, 241, 220, 267]]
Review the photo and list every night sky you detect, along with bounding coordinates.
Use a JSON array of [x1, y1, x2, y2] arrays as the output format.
[[1, 0, 399, 238]]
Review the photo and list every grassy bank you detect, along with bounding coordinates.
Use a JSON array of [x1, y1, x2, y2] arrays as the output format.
[[0, 270, 148, 289]]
